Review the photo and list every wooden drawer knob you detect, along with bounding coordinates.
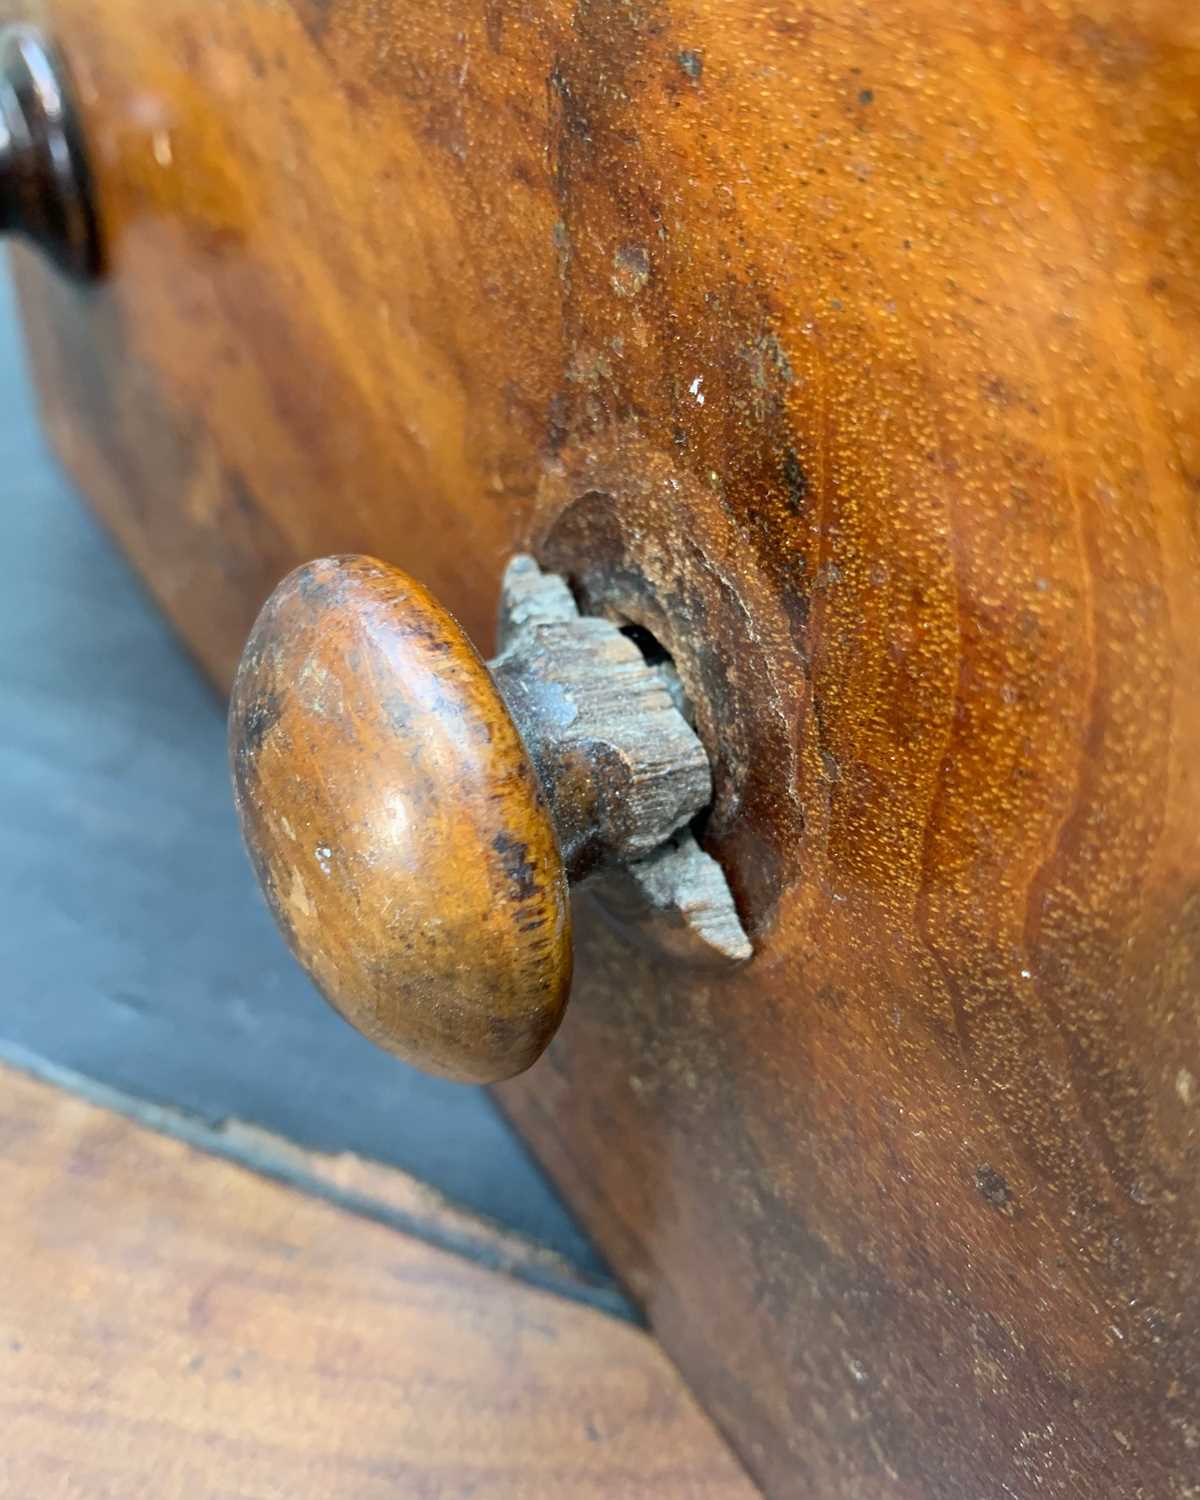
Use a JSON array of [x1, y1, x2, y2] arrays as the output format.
[[229, 555, 732, 1082], [0, 26, 99, 280]]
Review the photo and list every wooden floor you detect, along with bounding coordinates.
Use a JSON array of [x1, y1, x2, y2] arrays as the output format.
[[0, 1063, 754, 1499]]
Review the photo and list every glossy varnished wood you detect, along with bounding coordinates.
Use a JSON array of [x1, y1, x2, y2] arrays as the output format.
[[230, 554, 570, 1082], [0, 1062, 755, 1499], [8, 0, 1200, 1495]]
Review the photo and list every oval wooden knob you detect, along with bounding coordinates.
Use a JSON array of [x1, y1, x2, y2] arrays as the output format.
[[231, 552, 747, 1080], [0, 26, 100, 280], [229, 556, 571, 1083]]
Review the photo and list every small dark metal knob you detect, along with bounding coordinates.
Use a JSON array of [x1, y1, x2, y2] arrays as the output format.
[[0, 25, 99, 280]]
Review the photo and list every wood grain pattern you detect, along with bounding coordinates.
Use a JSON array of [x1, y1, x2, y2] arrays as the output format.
[[0, 1061, 755, 1499], [7, 0, 1200, 1495], [230, 554, 571, 1083]]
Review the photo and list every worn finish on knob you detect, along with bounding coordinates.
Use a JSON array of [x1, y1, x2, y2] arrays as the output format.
[[0, 26, 99, 280], [229, 555, 571, 1084]]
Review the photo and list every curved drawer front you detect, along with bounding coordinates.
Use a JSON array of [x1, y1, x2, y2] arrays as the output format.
[[10, 2, 1200, 1496]]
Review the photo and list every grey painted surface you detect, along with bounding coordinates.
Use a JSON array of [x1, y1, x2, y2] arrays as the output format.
[[0, 269, 604, 1278]]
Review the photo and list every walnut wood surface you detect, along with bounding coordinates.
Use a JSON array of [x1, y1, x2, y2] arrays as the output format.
[[0, 1061, 754, 1499], [8, 0, 1200, 1495], [230, 554, 570, 1082]]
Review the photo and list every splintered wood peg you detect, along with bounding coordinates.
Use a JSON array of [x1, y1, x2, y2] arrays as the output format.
[[230, 554, 745, 1083]]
